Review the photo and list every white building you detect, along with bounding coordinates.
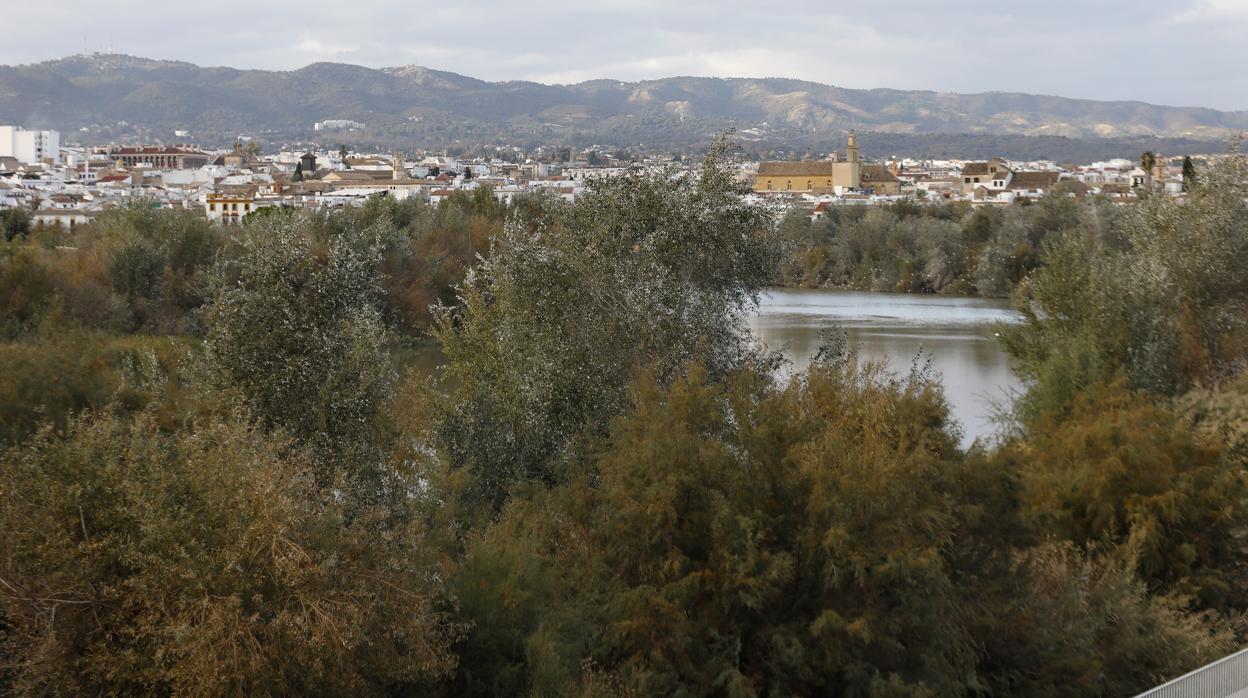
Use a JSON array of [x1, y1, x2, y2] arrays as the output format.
[[0, 126, 60, 164], [314, 119, 365, 131]]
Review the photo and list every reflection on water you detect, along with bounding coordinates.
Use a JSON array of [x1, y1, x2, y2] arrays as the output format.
[[749, 288, 1023, 446]]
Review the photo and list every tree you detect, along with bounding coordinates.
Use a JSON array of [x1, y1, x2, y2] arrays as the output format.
[[1141, 150, 1157, 191], [339, 144, 350, 165], [973, 542, 1233, 698], [0, 246, 55, 338], [431, 135, 784, 512], [1002, 146, 1248, 418], [451, 357, 976, 695], [1009, 381, 1248, 609], [445, 356, 1232, 696], [1182, 155, 1197, 192], [0, 409, 460, 695], [200, 211, 395, 486], [0, 207, 32, 240], [107, 235, 166, 302], [292, 160, 304, 182]]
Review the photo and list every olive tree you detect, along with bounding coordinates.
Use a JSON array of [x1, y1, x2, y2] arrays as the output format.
[[432, 136, 785, 512], [200, 211, 395, 483]]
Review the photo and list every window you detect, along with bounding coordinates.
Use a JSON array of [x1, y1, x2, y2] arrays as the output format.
[[965, 177, 971, 183]]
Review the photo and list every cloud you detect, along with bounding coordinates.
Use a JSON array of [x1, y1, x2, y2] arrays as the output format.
[[293, 39, 360, 59], [1169, 0, 1248, 23]]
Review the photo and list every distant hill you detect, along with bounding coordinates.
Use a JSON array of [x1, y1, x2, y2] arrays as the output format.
[[2, 54, 1244, 159]]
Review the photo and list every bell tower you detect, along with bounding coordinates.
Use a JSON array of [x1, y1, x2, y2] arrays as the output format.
[[846, 131, 862, 188], [392, 151, 407, 180]]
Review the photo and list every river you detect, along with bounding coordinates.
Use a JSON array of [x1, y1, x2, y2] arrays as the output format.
[[749, 288, 1023, 446]]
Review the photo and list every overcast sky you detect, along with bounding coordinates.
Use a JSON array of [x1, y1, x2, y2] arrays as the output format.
[[5, 0, 1247, 110]]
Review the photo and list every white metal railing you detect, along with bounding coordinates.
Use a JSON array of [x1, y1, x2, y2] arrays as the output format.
[[1135, 648, 1248, 698]]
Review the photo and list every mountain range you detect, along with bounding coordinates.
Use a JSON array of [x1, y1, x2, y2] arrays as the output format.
[[2, 54, 1245, 158]]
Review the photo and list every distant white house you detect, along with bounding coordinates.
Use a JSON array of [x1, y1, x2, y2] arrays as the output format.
[[33, 209, 94, 228], [314, 119, 365, 131]]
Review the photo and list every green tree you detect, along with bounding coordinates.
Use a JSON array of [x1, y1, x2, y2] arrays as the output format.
[[1141, 150, 1157, 191], [107, 235, 165, 302], [0, 246, 55, 338], [200, 211, 394, 485], [0, 207, 32, 241], [1002, 146, 1248, 418], [433, 135, 783, 512], [1182, 155, 1197, 192]]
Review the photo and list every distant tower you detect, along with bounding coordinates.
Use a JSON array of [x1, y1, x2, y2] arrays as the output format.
[[846, 131, 862, 188], [392, 151, 407, 180]]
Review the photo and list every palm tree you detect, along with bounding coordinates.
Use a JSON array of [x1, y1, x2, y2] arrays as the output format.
[[1141, 151, 1157, 191]]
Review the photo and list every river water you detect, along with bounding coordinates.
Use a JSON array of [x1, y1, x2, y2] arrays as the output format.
[[748, 288, 1023, 446]]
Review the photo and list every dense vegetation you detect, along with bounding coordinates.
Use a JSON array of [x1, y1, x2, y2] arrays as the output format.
[[2, 139, 1247, 696], [778, 187, 1112, 296]]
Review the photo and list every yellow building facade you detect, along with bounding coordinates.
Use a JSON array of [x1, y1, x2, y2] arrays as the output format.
[[754, 134, 861, 194]]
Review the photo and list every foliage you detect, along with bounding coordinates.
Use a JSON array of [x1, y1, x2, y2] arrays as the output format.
[[446, 358, 967, 695], [974, 542, 1233, 698], [199, 211, 395, 482], [0, 245, 56, 338], [441, 358, 1232, 696], [0, 409, 460, 696], [0, 331, 196, 452], [1174, 372, 1248, 465], [0, 208, 31, 241], [1002, 147, 1248, 420], [1006, 382, 1248, 609], [0, 195, 504, 341], [780, 195, 1097, 297], [1, 137, 1245, 695], [433, 137, 784, 512]]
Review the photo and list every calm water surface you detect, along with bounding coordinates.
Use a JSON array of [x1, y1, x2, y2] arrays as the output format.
[[749, 288, 1023, 445]]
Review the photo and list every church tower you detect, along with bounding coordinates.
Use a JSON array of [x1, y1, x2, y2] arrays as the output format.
[[846, 131, 861, 188]]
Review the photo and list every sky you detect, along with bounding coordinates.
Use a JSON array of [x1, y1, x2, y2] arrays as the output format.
[[4, 0, 1247, 111]]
